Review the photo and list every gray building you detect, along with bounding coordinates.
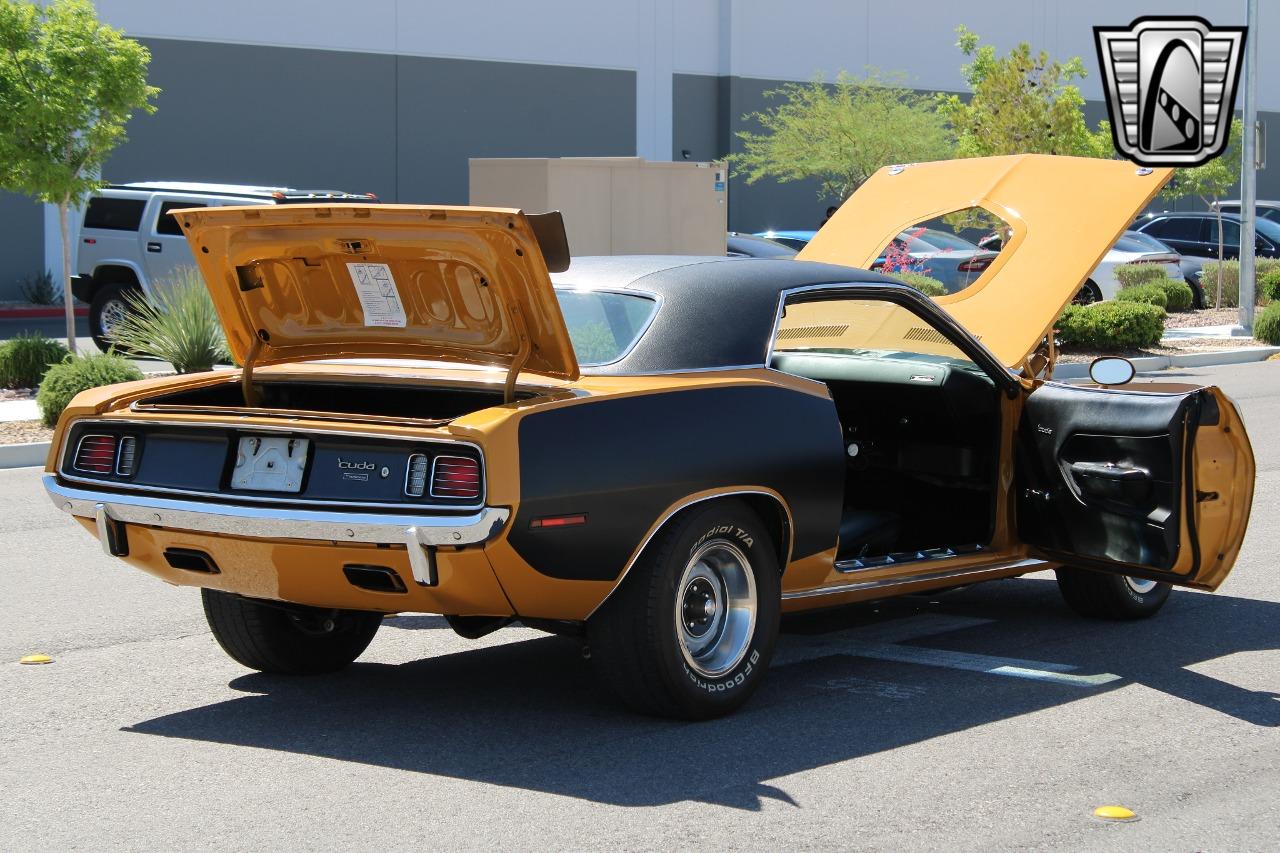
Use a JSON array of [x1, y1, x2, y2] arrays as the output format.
[[1, 0, 1276, 300]]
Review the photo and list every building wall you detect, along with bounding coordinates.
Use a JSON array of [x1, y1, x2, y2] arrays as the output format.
[[1, 0, 1276, 298]]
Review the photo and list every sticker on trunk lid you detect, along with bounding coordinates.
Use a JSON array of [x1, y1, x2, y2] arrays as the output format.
[[347, 262, 407, 328]]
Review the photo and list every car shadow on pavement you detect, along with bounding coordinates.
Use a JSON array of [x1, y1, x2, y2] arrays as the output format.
[[125, 578, 1280, 809]]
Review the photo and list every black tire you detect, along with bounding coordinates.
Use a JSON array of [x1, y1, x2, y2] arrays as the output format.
[[1055, 567, 1172, 620], [1072, 280, 1104, 305], [89, 280, 140, 352], [1186, 275, 1206, 309], [587, 499, 781, 720], [201, 589, 382, 674]]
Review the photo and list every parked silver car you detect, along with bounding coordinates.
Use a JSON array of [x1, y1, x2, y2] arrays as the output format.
[[72, 182, 376, 350]]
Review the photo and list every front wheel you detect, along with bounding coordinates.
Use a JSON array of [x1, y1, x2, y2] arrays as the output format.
[[587, 499, 780, 719], [1055, 567, 1172, 620], [201, 589, 382, 674]]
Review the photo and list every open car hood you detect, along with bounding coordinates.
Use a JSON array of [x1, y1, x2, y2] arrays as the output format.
[[178, 204, 579, 380], [797, 155, 1172, 369]]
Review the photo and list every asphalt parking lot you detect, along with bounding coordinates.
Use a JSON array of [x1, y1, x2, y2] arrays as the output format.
[[2, 362, 1277, 851]]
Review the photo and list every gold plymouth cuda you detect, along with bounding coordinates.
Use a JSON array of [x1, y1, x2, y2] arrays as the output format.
[[43, 155, 1254, 719]]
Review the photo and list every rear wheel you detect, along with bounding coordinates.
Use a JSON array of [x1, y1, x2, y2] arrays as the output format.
[[201, 589, 382, 674], [1072, 280, 1104, 305], [587, 500, 780, 719], [89, 280, 140, 352], [1055, 567, 1172, 620]]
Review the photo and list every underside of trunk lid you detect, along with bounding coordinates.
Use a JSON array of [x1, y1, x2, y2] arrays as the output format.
[[177, 204, 580, 388]]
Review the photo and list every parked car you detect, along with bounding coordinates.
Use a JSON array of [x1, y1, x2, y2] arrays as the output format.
[[72, 182, 377, 350], [876, 228, 998, 293], [727, 232, 796, 258], [755, 228, 998, 293], [43, 156, 1254, 720], [1212, 200, 1280, 224], [1117, 229, 1207, 308], [1082, 232, 1185, 303], [1131, 211, 1280, 263], [751, 229, 816, 251]]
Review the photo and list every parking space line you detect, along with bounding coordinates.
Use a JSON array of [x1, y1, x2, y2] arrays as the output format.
[[780, 614, 1122, 689]]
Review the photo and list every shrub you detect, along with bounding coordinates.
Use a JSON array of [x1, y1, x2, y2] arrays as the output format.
[[1199, 258, 1280, 307], [37, 352, 144, 427], [106, 266, 229, 373], [0, 333, 69, 388], [888, 270, 947, 296], [1254, 302, 1280, 346], [1259, 267, 1280, 303], [1055, 302, 1165, 350], [1115, 282, 1168, 309], [1157, 277, 1195, 312], [1113, 263, 1168, 289], [18, 270, 59, 305]]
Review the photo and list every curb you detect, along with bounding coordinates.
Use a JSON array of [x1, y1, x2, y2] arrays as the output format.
[[0, 441, 50, 469], [1054, 346, 1280, 379], [0, 307, 88, 319]]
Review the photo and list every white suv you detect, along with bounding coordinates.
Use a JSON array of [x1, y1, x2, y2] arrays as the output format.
[[72, 182, 377, 350]]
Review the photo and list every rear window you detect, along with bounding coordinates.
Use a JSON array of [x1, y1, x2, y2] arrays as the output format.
[[554, 289, 657, 366], [83, 197, 146, 231], [155, 201, 206, 235]]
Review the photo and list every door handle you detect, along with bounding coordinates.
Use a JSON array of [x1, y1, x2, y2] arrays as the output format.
[[1070, 462, 1148, 482], [146, 242, 162, 253]]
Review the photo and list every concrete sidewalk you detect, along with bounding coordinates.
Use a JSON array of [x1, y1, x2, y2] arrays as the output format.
[[1162, 324, 1253, 340], [0, 398, 39, 422]]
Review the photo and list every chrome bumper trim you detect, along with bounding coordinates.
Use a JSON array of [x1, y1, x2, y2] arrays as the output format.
[[781, 558, 1049, 600], [43, 474, 509, 586]]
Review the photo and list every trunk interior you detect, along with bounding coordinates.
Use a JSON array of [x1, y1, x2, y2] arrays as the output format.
[[137, 377, 541, 424]]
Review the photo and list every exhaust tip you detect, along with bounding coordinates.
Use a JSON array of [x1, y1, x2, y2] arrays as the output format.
[[343, 564, 407, 594], [163, 548, 220, 574]]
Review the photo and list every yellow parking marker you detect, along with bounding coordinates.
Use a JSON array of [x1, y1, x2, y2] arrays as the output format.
[[1094, 805, 1138, 821], [19, 654, 53, 665]]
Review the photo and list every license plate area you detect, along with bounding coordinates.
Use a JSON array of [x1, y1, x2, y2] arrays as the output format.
[[231, 436, 309, 493]]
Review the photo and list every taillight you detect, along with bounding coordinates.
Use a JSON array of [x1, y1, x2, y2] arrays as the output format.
[[115, 436, 138, 476], [404, 453, 429, 497], [430, 456, 481, 500], [956, 256, 995, 273], [74, 435, 118, 474]]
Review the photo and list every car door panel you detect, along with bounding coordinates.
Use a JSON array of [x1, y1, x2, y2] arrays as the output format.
[[1017, 382, 1253, 590]]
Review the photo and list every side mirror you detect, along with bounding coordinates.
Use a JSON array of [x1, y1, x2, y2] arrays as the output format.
[[1089, 356, 1136, 386]]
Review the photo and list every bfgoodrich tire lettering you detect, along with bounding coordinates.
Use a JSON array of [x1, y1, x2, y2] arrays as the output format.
[[587, 499, 781, 719], [1054, 566, 1172, 620]]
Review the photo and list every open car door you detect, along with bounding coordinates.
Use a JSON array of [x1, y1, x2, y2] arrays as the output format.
[[1017, 382, 1254, 591]]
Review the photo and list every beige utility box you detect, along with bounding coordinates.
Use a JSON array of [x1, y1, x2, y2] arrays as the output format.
[[469, 157, 727, 257]]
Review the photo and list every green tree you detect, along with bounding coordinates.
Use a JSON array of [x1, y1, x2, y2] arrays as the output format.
[[0, 0, 158, 352], [1159, 118, 1244, 308], [939, 26, 1112, 158], [734, 70, 953, 204]]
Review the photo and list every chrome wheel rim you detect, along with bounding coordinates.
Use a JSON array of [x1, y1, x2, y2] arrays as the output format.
[[1124, 576, 1159, 595], [99, 298, 129, 337], [675, 540, 757, 678]]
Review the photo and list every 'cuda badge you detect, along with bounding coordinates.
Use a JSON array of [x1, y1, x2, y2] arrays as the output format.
[[337, 458, 376, 470]]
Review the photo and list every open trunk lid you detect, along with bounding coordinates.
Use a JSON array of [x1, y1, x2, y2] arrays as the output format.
[[797, 155, 1173, 369], [178, 204, 579, 381]]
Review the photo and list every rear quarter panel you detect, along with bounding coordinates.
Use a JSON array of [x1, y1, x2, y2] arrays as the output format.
[[454, 372, 845, 620]]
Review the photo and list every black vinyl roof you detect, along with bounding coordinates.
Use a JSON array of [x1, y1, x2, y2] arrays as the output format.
[[550, 256, 898, 375]]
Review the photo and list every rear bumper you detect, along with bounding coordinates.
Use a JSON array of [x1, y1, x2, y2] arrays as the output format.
[[70, 275, 94, 304], [42, 474, 509, 587]]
